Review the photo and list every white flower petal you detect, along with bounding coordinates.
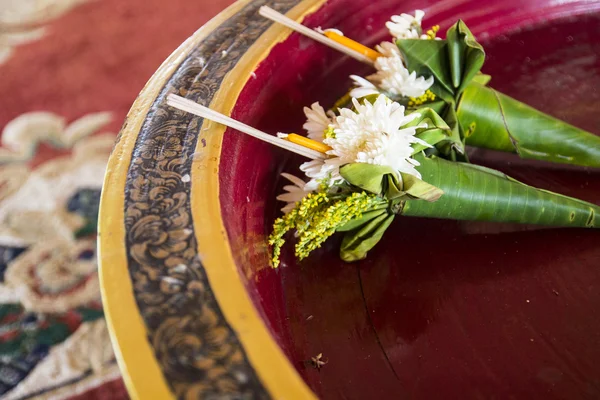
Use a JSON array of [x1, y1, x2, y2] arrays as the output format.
[[414, 10, 425, 23], [277, 192, 303, 202], [349, 75, 381, 98], [304, 179, 321, 192], [387, 10, 427, 40], [350, 75, 375, 89], [350, 86, 380, 98], [276, 173, 311, 213], [281, 172, 307, 187], [353, 41, 434, 99], [303, 102, 333, 142]]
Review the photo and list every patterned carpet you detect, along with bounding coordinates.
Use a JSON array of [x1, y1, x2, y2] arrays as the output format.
[[0, 0, 234, 398]]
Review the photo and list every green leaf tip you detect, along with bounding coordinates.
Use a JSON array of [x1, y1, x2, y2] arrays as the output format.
[[397, 19, 485, 100]]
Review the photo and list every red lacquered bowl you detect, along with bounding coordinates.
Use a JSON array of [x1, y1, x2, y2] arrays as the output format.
[[98, 0, 600, 398]]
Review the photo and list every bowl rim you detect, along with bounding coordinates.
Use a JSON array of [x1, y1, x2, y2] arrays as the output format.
[[98, 0, 324, 398]]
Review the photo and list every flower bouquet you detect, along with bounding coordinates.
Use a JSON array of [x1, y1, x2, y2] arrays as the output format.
[[262, 10, 600, 266]]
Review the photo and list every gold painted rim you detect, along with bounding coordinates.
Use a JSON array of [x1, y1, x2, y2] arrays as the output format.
[[189, 0, 327, 398], [98, 0, 325, 399], [98, 1, 258, 398]]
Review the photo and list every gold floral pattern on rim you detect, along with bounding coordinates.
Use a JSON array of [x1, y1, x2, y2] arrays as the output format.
[[122, 0, 301, 398]]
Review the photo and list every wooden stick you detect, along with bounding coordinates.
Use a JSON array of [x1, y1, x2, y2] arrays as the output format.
[[258, 6, 374, 66], [166, 94, 327, 160]]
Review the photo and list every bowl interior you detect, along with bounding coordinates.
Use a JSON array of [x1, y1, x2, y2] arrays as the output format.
[[218, 1, 600, 398]]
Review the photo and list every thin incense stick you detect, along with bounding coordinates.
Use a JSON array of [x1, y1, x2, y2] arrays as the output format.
[[258, 6, 374, 66], [166, 94, 327, 160]]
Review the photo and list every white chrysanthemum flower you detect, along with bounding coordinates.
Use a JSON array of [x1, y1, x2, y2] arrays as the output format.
[[302, 102, 335, 142], [386, 10, 428, 39], [276, 173, 312, 213], [324, 95, 429, 179], [351, 41, 433, 99]]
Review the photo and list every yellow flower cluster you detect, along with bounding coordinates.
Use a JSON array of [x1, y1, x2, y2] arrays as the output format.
[[425, 25, 440, 40], [295, 192, 380, 260], [268, 191, 381, 267], [408, 90, 436, 107], [269, 192, 329, 268]]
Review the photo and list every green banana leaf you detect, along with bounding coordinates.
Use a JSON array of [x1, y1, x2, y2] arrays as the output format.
[[340, 212, 395, 262], [337, 207, 389, 232], [398, 38, 454, 98], [397, 20, 600, 168], [459, 82, 600, 167], [339, 163, 443, 202], [402, 154, 600, 227], [407, 107, 461, 154], [397, 20, 484, 100], [334, 155, 598, 261]]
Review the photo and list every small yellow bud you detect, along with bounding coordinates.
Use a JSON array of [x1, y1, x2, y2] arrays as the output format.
[[426, 25, 440, 40], [408, 90, 436, 107]]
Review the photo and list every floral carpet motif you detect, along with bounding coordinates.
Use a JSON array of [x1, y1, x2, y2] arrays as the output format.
[[0, 0, 234, 397], [0, 0, 89, 65], [0, 112, 120, 399]]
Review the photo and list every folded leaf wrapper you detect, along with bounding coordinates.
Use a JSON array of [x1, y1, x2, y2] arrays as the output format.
[[397, 20, 484, 100], [272, 18, 599, 266], [403, 154, 600, 227], [336, 156, 599, 261], [398, 20, 600, 168], [459, 83, 600, 167]]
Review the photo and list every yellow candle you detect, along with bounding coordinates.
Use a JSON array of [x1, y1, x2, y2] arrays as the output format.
[[323, 31, 382, 62], [285, 134, 331, 154]]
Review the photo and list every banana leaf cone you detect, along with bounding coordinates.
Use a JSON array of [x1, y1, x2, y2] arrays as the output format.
[[403, 154, 599, 226], [338, 155, 600, 261], [397, 20, 600, 169], [458, 82, 600, 167]]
